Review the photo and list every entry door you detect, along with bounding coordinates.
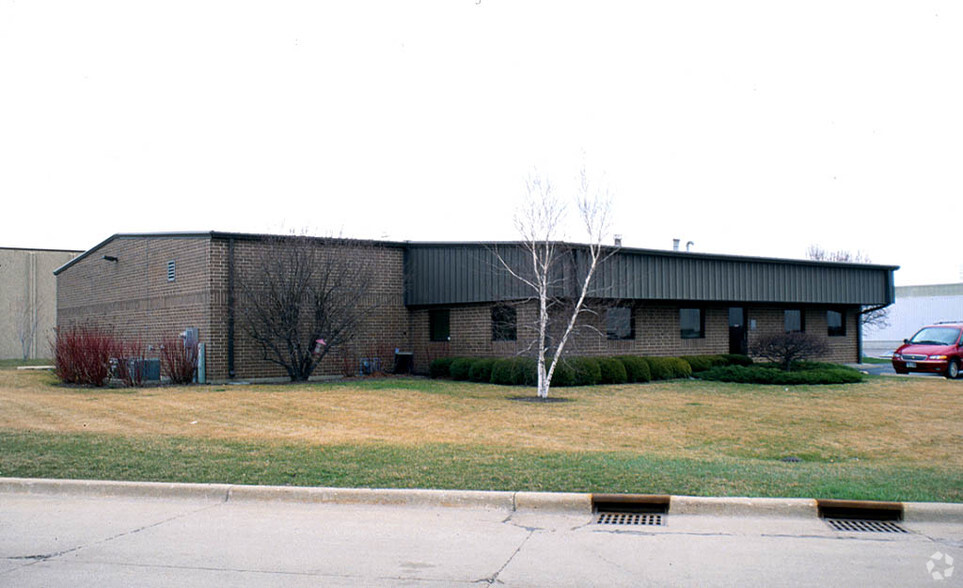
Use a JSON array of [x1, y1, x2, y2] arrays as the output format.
[[729, 307, 748, 355]]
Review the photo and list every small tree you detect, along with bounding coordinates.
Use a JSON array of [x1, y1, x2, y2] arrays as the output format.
[[239, 234, 383, 382], [494, 168, 614, 398], [750, 332, 828, 371]]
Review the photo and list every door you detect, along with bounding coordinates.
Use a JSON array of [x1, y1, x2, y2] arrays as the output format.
[[729, 307, 747, 355]]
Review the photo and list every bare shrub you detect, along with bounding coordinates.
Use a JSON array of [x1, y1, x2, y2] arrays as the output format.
[[160, 335, 198, 385], [53, 325, 118, 386], [750, 332, 828, 371]]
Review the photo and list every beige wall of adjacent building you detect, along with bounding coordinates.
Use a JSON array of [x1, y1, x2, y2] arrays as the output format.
[[0, 248, 81, 360]]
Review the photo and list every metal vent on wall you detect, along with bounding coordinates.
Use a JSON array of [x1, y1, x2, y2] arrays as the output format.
[[167, 260, 176, 282]]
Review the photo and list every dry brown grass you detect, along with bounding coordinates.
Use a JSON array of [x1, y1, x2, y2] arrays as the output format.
[[1, 369, 961, 468]]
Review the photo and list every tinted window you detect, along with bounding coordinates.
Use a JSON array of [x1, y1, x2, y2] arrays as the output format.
[[606, 307, 634, 340], [491, 305, 517, 341], [785, 310, 804, 333], [680, 308, 704, 339], [827, 310, 845, 337]]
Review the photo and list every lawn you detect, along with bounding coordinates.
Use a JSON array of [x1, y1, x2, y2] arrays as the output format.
[[0, 368, 960, 502]]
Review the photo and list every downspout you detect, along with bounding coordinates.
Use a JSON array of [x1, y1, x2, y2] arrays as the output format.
[[228, 237, 236, 379]]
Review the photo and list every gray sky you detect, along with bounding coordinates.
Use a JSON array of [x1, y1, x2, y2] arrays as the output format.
[[2, 1, 960, 286]]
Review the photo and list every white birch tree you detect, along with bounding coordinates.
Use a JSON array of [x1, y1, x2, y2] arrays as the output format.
[[497, 168, 613, 398]]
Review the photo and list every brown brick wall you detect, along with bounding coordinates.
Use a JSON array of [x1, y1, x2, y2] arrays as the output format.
[[208, 238, 408, 381], [409, 301, 860, 371], [746, 307, 858, 363], [56, 236, 212, 363]]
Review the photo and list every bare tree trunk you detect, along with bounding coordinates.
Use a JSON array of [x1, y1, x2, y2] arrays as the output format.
[[498, 168, 613, 399]]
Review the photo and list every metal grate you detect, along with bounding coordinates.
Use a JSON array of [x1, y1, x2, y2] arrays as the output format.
[[825, 518, 908, 533], [597, 512, 664, 526]]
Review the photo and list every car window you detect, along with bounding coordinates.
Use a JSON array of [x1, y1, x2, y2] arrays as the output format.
[[909, 327, 962, 346]]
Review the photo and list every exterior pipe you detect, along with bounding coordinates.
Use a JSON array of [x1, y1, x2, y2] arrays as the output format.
[[228, 237, 236, 379]]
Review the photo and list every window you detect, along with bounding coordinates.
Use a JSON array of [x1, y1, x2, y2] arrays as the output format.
[[827, 310, 845, 337], [680, 308, 704, 339], [491, 305, 517, 341], [785, 309, 804, 333], [167, 260, 176, 282], [606, 307, 634, 340], [429, 309, 450, 342]]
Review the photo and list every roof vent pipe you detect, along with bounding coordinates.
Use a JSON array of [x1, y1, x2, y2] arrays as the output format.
[[672, 239, 680, 251], [614, 235, 622, 247], [686, 241, 695, 252]]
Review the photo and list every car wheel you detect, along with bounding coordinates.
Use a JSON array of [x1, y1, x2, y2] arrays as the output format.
[[946, 359, 960, 379]]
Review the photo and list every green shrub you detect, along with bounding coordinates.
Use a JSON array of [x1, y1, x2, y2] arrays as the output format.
[[490, 358, 514, 385], [645, 357, 692, 380], [698, 362, 863, 385], [616, 356, 651, 383], [468, 358, 496, 383], [598, 357, 628, 384], [721, 354, 753, 367], [681, 355, 727, 373], [429, 357, 456, 379], [449, 357, 475, 381], [488, 357, 538, 386], [511, 357, 538, 386], [569, 357, 602, 386], [549, 360, 576, 387]]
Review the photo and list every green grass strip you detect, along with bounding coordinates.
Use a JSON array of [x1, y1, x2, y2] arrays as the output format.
[[0, 429, 958, 503]]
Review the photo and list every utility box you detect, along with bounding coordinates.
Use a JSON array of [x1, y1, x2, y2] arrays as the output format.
[[393, 351, 413, 374]]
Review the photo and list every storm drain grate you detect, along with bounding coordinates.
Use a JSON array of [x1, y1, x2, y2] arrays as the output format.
[[597, 512, 664, 526], [825, 518, 908, 533]]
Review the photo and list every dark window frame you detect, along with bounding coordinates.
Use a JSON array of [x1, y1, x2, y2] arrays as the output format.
[[785, 309, 805, 333], [606, 306, 635, 340], [429, 309, 450, 342], [680, 308, 705, 339], [491, 304, 517, 342], [827, 309, 845, 337]]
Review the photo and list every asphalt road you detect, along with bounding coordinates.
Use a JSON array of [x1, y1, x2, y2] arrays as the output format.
[[2, 491, 961, 587]]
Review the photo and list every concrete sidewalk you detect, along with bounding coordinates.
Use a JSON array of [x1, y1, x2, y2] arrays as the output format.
[[2, 478, 962, 586]]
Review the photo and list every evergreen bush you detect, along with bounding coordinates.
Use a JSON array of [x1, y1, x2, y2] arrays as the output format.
[[468, 358, 496, 383], [616, 356, 651, 383], [429, 357, 456, 379], [569, 357, 602, 386], [449, 357, 475, 381], [598, 357, 628, 384]]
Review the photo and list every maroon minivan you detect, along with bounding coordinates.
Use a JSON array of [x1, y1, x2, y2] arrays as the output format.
[[892, 323, 963, 379]]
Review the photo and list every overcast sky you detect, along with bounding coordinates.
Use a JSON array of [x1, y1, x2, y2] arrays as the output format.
[[1, 1, 960, 286]]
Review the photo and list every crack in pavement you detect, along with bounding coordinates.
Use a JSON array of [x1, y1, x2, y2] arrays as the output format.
[[2, 501, 225, 572], [473, 528, 535, 585]]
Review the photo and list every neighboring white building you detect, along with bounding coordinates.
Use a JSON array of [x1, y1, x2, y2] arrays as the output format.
[[0, 247, 81, 360], [863, 283, 963, 357]]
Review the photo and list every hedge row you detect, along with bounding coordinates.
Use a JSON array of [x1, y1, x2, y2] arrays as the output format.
[[428, 354, 753, 387], [698, 362, 863, 385]]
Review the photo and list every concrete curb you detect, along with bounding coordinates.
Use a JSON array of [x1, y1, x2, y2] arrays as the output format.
[[2, 478, 961, 522], [670, 496, 818, 519]]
